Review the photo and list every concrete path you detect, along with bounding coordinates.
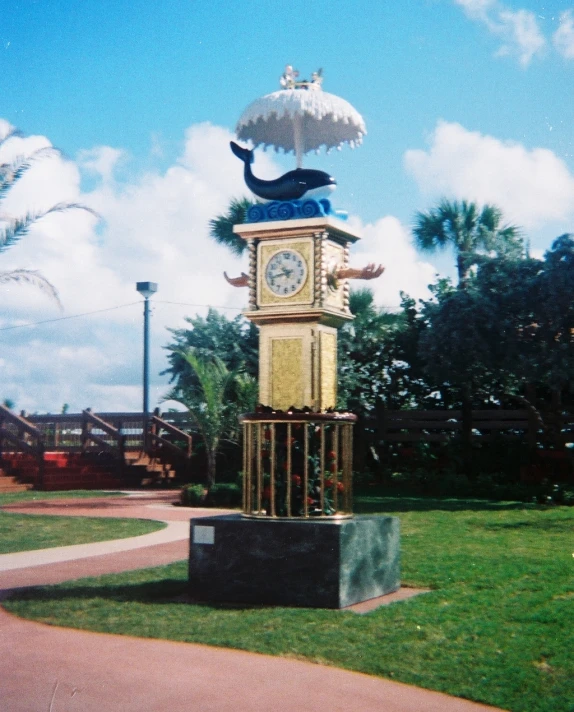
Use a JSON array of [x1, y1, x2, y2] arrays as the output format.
[[0, 492, 506, 712]]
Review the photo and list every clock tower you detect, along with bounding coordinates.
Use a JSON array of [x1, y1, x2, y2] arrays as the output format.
[[233, 215, 361, 412], [188, 67, 400, 611]]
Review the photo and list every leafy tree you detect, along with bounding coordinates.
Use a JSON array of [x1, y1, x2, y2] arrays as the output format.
[[337, 288, 406, 413], [413, 199, 522, 289], [208, 197, 252, 257], [337, 288, 439, 413], [165, 350, 257, 488], [0, 125, 97, 305], [531, 234, 574, 390], [163, 307, 258, 393], [163, 309, 259, 485], [418, 236, 574, 405]]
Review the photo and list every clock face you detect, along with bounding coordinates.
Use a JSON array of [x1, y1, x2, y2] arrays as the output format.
[[265, 249, 307, 297]]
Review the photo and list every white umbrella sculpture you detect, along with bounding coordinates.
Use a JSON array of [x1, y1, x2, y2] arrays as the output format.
[[235, 66, 366, 169], [229, 66, 368, 203]]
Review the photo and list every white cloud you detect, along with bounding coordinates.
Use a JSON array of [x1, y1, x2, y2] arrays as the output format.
[[454, 0, 496, 19], [554, 10, 574, 59], [0, 121, 254, 413], [0, 118, 441, 413], [349, 216, 437, 308], [404, 120, 574, 230], [454, 0, 546, 66], [77, 146, 125, 184], [495, 9, 546, 66]]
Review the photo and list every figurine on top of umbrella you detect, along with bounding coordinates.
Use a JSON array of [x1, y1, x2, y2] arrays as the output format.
[[230, 66, 367, 220]]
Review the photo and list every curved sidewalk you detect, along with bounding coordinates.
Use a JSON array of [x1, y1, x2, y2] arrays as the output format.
[[0, 519, 190, 572], [0, 492, 505, 712]]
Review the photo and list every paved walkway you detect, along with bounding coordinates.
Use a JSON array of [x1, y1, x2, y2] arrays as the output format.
[[0, 492, 505, 712]]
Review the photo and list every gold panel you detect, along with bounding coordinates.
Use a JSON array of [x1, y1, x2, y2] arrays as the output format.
[[258, 239, 313, 307], [323, 242, 345, 312], [271, 338, 304, 410], [320, 330, 337, 410]]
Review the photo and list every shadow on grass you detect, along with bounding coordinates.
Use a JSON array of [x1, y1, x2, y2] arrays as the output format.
[[7, 579, 288, 613], [353, 491, 531, 514], [8, 577, 189, 606]]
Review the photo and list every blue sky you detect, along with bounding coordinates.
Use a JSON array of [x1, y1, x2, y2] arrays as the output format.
[[1, 0, 573, 413]]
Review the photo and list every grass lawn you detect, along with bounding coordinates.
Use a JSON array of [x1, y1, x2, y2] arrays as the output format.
[[4, 492, 574, 712], [0, 490, 164, 553]]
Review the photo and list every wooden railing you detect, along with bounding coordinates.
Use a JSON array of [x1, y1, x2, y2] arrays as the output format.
[[0, 404, 45, 486], [149, 410, 192, 460], [0, 406, 196, 488], [81, 409, 126, 458], [27, 409, 194, 463]]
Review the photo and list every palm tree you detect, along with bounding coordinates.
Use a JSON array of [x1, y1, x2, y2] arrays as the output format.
[[208, 197, 252, 257], [0, 125, 97, 306], [413, 199, 522, 289], [166, 349, 257, 489]]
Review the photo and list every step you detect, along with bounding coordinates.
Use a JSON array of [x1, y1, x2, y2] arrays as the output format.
[[0, 482, 33, 493], [0, 475, 33, 492]]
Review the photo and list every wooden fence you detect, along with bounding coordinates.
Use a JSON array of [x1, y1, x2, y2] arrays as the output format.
[[367, 408, 574, 447]]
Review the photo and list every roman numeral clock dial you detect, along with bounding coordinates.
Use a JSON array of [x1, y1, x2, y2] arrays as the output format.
[[264, 249, 307, 296]]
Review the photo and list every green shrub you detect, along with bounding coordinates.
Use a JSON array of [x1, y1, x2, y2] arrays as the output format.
[[205, 483, 241, 508], [180, 484, 206, 507], [179, 482, 241, 508]]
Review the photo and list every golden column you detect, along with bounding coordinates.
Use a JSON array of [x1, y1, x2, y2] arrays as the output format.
[[233, 215, 360, 412]]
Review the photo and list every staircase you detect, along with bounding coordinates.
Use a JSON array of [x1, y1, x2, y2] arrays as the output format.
[[0, 451, 179, 492], [1, 452, 124, 491], [0, 465, 33, 493], [123, 451, 177, 488], [0, 406, 192, 492]]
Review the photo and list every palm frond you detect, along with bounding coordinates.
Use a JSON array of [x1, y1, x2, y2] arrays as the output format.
[[0, 202, 99, 252], [209, 197, 252, 257], [0, 215, 36, 252], [0, 269, 62, 308], [414, 198, 525, 283], [0, 148, 59, 202], [0, 126, 23, 151], [413, 209, 450, 252]]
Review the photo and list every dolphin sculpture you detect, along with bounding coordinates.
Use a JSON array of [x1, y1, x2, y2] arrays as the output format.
[[230, 141, 336, 202]]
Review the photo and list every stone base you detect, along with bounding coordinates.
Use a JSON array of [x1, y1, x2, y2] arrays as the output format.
[[188, 514, 400, 609]]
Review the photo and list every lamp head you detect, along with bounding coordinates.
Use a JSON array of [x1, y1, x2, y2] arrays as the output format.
[[136, 281, 158, 299]]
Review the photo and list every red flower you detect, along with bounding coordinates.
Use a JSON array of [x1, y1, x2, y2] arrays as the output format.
[[291, 475, 301, 486], [306, 496, 315, 505], [325, 478, 334, 488], [337, 482, 345, 493], [262, 486, 272, 499], [264, 429, 272, 441], [328, 450, 337, 460]]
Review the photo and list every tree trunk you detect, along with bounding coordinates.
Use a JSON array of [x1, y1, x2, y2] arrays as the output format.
[[206, 450, 217, 490], [457, 254, 469, 290]]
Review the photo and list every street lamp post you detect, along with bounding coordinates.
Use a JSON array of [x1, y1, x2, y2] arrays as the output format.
[[136, 281, 158, 450]]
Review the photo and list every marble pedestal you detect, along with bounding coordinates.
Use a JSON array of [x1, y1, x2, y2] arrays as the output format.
[[188, 514, 400, 609]]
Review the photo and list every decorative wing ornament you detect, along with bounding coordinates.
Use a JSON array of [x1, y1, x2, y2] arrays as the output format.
[[224, 271, 249, 288], [327, 263, 385, 291], [336, 264, 385, 280]]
